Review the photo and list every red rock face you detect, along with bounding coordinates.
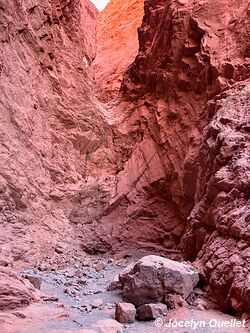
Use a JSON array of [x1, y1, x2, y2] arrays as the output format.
[[0, 0, 118, 269], [183, 83, 250, 314], [116, 0, 250, 314], [0, 266, 41, 310]]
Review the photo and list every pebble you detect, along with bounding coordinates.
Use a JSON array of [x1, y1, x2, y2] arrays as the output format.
[[91, 298, 103, 308]]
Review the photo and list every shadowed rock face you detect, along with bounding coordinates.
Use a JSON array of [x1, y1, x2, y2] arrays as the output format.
[[183, 84, 250, 314], [117, 0, 250, 314]]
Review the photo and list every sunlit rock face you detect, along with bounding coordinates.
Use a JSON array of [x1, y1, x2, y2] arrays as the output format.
[[93, 0, 144, 102]]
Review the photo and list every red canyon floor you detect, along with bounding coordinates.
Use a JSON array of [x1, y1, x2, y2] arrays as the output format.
[[0, 253, 249, 333]]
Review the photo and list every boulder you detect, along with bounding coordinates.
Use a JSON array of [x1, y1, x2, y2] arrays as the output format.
[[119, 255, 199, 306], [137, 303, 168, 320], [115, 302, 136, 323]]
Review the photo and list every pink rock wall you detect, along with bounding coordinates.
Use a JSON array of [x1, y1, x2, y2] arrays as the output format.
[[91, 0, 250, 314], [0, 0, 118, 268]]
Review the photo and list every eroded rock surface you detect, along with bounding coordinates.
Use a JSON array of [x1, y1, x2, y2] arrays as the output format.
[[91, 0, 250, 315], [183, 83, 250, 314], [0, 0, 121, 269]]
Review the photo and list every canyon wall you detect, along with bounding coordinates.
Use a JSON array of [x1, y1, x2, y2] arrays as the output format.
[[93, 0, 250, 314], [0, 0, 121, 269], [120, 0, 250, 314], [0, 0, 249, 317]]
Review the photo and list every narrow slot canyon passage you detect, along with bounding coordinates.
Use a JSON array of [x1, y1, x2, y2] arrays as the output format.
[[0, 0, 249, 332]]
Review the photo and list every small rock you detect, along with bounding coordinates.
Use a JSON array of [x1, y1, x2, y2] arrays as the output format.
[[91, 319, 123, 333], [194, 297, 219, 310], [64, 280, 74, 287], [75, 269, 83, 277], [108, 274, 122, 291], [54, 246, 64, 254], [115, 302, 136, 323], [95, 262, 106, 271], [94, 289, 103, 294], [81, 304, 92, 313], [61, 268, 75, 278], [197, 303, 205, 311], [137, 303, 167, 320], [164, 294, 188, 309], [22, 275, 41, 290], [41, 294, 58, 302], [77, 278, 87, 285], [106, 302, 115, 309], [64, 287, 81, 297], [194, 288, 204, 296], [91, 298, 103, 308]]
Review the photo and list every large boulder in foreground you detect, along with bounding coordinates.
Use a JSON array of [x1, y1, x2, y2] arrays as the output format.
[[119, 255, 199, 307]]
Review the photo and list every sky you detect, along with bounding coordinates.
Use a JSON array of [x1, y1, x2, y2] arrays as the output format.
[[90, 0, 110, 11]]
